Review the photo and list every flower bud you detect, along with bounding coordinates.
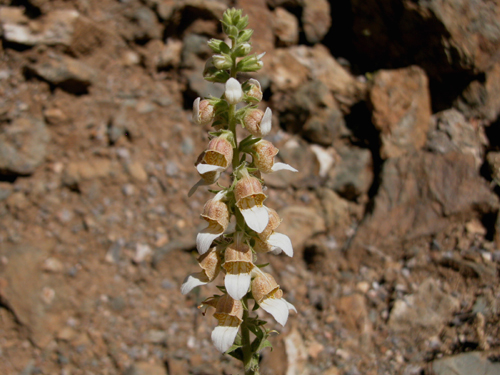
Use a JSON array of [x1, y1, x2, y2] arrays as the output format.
[[201, 197, 230, 233], [258, 207, 281, 240], [198, 246, 222, 281], [237, 29, 253, 43], [243, 107, 272, 137], [225, 78, 243, 105], [203, 58, 230, 83], [245, 78, 263, 103], [208, 38, 225, 53], [212, 54, 232, 70], [233, 42, 251, 57], [252, 140, 279, 173], [193, 97, 215, 125], [236, 52, 265, 72]]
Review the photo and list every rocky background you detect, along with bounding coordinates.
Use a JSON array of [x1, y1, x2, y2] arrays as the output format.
[[0, 0, 499, 374]]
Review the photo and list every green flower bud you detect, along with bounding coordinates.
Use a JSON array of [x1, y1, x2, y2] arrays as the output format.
[[236, 53, 265, 73], [212, 54, 233, 70], [237, 29, 253, 44], [208, 39, 224, 53], [233, 43, 252, 57]]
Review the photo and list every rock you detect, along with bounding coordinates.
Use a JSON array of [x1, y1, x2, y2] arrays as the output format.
[[181, 34, 211, 69], [348, 151, 498, 265], [124, 362, 168, 375], [337, 293, 372, 350], [1, 9, 79, 46], [426, 109, 486, 169], [109, 104, 140, 144], [121, 6, 163, 42], [370, 66, 431, 159], [62, 158, 113, 187], [278, 205, 326, 251], [310, 144, 336, 178], [268, 48, 310, 92], [284, 329, 308, 375], [350, 0, 500, 75], [456, 62, 500, 121], [388, 278, 459, 337], [302, 0, 331, 43], [0, 116, 50, 176], [144, 38, 183, 71], [126, 161, 148, 182], [287, 45, 366, 108], [0, 243, 66, 347], [237, 0, 274, 53], [327, 144, 373, 200], [27, 54, 97, 94], [272, 7, 299, 46], [302, 106, 347, 146], [431, 351, 500, 375], [486, 151, 500, 185], [316, 187, 351, 231], [0, 181, 13, 201]]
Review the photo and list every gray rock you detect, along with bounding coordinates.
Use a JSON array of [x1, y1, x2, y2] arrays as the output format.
[[272, 7, 299, 46], [486, 151, 500, 185], [302, 0, 331, 43], [181, 34, 211, 69], [327, 145, 373, 200], [388, 278, 459, 336], [27, 54, 97, 94], [124, 362, 168, 375], [431, 351, 500, 375], [0, 116, 50, 176]]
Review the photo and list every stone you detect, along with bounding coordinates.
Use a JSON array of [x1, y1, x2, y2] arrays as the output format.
[[317, 187, 351, 231], [302, 106, 347, 146], [431, 351, 500, 375], [27, 54, 97, 94], [1, 9, 79, 46], [62, 158, 112, 187], [284, 329, 307, 375], [486, 151, 500, 185], [126, 161, 148, 182], [272, 7, 299, 46], [236, 0, 274, 53], [337, 293, 373, 350], [426, 109, 486, 169], [124, 362, 168, 375], [181, 34, 211, 69], [388, 278, 459, 337], [302, 0, 331, 43], [278, 205, 326, 251], [370, 66, 431, 159], [121, 6, 163, 42], [348, 151, 498, 265], [327, 144, 373, 200], [0, 116, 50, 176], [268, 48, 310, 92]]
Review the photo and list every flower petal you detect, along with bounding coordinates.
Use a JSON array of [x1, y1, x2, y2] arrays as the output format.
[[197, 164, 226, 175], [188, 179, 205, 197], [240, 205, 269, 233], [192, 97, 201, 124], [267, 232, 293, 257], [260, 107, 272, 136], [211, 325, 239, 353], [225, 272, 251, 301], [225, 78, 243, 105], [197, 226, 222, 255], [181, 272, 209, 295], [282, 298, 297, 313], [270, 162, 298, 173], [260, 297, 289, 326]]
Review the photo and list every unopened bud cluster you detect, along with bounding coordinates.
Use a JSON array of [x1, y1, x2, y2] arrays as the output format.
[[182, 8, 297, 371]]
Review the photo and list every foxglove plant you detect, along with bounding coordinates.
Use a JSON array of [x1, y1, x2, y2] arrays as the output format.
[[182, 9, 297, 374]]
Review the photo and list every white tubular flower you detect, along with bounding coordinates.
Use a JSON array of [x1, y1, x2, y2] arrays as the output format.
[[252, 207, 293, 257], [223, 235, 254, 300], [251, 140, 298, 174], [251, 271, 296, 326], [181, 246, 221, 295], [243, 107, 272, 137], [193, 97, 215, 125], [189, 136, 234, 196], [197, 191, 230, 255], [234, 175, 269, 233], [212, 294, 243, 352], [225, 78, 243, 105]]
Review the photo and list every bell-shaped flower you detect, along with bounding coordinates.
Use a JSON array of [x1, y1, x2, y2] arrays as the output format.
[[181, 246, 222, 295], [251, 140, 298, 174], [193, 97, 215, 126], [252, 207, 293, 257], [189, 136, 233, 196], [234, 174, 269, 233], [251, 271, 296, 326], [225, 78, 243, 105], [197, 191, 230, 255], [212, 294, 243, 352], [245, 78, 262, 103], [223, 235, 254, 300], [243, 107, 272, 137]]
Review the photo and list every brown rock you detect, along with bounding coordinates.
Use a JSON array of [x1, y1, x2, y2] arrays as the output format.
[[272, 7, 299, 46], [267, 48, 310, 92], [337, 293, 372, 350], [370, 66, 431, 159], [237, 0, 274, 53], [284, 329, 308, 375], [302, 0, 331, 43], [278, 205, 326, 251], [63, 158, 113, 187], [348, 151, 498, 266], [124, 362, 168, 375], [487, 151, 500, 186]]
